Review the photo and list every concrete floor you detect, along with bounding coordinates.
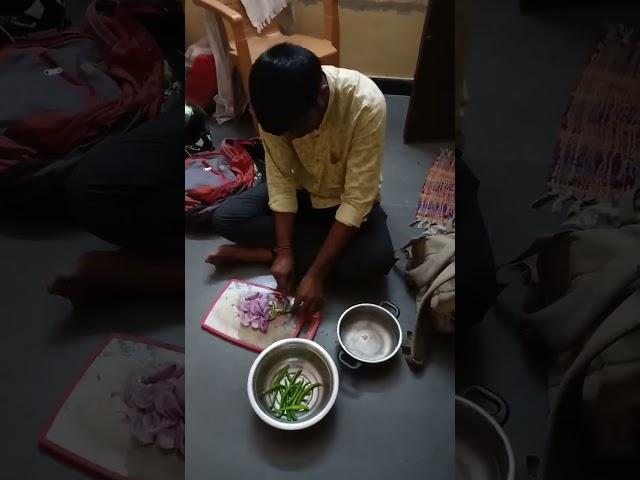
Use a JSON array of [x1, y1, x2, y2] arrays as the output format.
[[457, 2, 640, 480], [185, 95, 455, 479], [0, 3, 184, 479], [0, 218, 184, 480], [0, 7, 184, 477]]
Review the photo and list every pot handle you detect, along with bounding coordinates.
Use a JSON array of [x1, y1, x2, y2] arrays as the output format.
[[461, 385, 510, 426], [380, 300, 400, 318], [338, 350, 362, 370]]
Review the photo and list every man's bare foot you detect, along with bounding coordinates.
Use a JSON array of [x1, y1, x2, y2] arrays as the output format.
[[48, 251, 184, 305], [205, 244, 274, 267]]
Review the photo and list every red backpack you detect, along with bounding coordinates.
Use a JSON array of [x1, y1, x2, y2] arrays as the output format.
[[185, 139, 263, 220], [0, 0, 164, 200]]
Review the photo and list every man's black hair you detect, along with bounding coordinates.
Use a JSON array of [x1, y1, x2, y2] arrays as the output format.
[[249, 43, 322, 136]]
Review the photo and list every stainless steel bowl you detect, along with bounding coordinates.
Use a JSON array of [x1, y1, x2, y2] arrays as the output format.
[[336, 301, 402, 368], [456, 387, 515, 480], [247, 338, 339, 430]]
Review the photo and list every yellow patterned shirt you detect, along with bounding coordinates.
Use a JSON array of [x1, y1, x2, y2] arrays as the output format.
[[261, 65, 386, 228]]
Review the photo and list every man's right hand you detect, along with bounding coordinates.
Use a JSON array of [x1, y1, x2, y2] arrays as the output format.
[[271, 250, 294, 296]]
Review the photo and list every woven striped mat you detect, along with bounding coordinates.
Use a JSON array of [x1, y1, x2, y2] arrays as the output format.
[[414, 149, 455, 231], [540, 25, 640, 213]]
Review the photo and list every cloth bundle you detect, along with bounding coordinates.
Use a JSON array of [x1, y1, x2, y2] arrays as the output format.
[[401, 232, 455, 366], [498, 188, 640, 479]]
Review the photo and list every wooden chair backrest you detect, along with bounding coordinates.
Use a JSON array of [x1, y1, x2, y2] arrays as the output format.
[[215, 0, 283, 51]]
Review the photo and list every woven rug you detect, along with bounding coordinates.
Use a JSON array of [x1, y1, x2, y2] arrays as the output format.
[[542, 25, 640, 212], [414, 148, 455, 231]]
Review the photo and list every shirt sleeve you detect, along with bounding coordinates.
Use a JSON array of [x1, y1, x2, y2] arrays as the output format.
[[335, 98, 386, 228], [261, 129, 299, 214]]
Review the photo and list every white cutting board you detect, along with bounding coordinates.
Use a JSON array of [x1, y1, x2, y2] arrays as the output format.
[[39, 334, 184, 480]]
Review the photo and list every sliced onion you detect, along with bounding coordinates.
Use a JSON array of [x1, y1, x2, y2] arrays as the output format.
[[238, 291, 285, 333], [124, 364, 185, 455]]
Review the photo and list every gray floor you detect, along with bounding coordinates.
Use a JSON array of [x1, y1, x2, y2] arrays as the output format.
[[0, 221, 184, 480], [0, 3, 186, 479], [458, 2, 640, 480], [185, 95, 455, 479]]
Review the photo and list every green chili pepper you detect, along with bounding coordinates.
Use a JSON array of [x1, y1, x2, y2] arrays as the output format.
[[300, 382, 321, 399], [276, 405, 310, 413], [289, 369, 302, 384], [269, 367, 288, 388], [281, 373, 299, 405], [261, 383, 284, 396], [261, 367, 289, 396], [269, 386, 286, 409], [262, 366, 322, 421], [292, 382, 309, 405]]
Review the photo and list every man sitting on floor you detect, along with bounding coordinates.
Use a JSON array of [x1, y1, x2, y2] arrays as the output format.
[[206, 43, 395, 314]]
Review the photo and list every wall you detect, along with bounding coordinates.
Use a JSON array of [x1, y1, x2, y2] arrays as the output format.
[[295, 0, 426, 79], [186, 0, 205, 47], [185, 0, 427, 79]]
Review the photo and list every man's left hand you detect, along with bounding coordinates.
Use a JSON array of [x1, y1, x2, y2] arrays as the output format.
[[293, 273, 324, 314]]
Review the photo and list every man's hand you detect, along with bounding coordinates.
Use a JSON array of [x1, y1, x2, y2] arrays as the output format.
[[291, 220, 358, 315], [271, 250, 294, 296], [293, 272, 324, 314]]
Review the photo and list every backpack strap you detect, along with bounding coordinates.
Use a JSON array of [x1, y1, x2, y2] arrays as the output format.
[[220, 138, 256, 187], [85, 0, 120, 46]]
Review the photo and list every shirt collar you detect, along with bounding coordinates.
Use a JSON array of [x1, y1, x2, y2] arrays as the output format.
[[317, 66, 335, 132]]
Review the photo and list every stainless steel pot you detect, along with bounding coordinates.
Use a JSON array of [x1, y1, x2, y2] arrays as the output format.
[[456, 386, 515, 480], [336, 301, 402, 369]]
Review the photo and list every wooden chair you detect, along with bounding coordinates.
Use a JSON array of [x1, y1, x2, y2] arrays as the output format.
[[194, 0, 340, 106]]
